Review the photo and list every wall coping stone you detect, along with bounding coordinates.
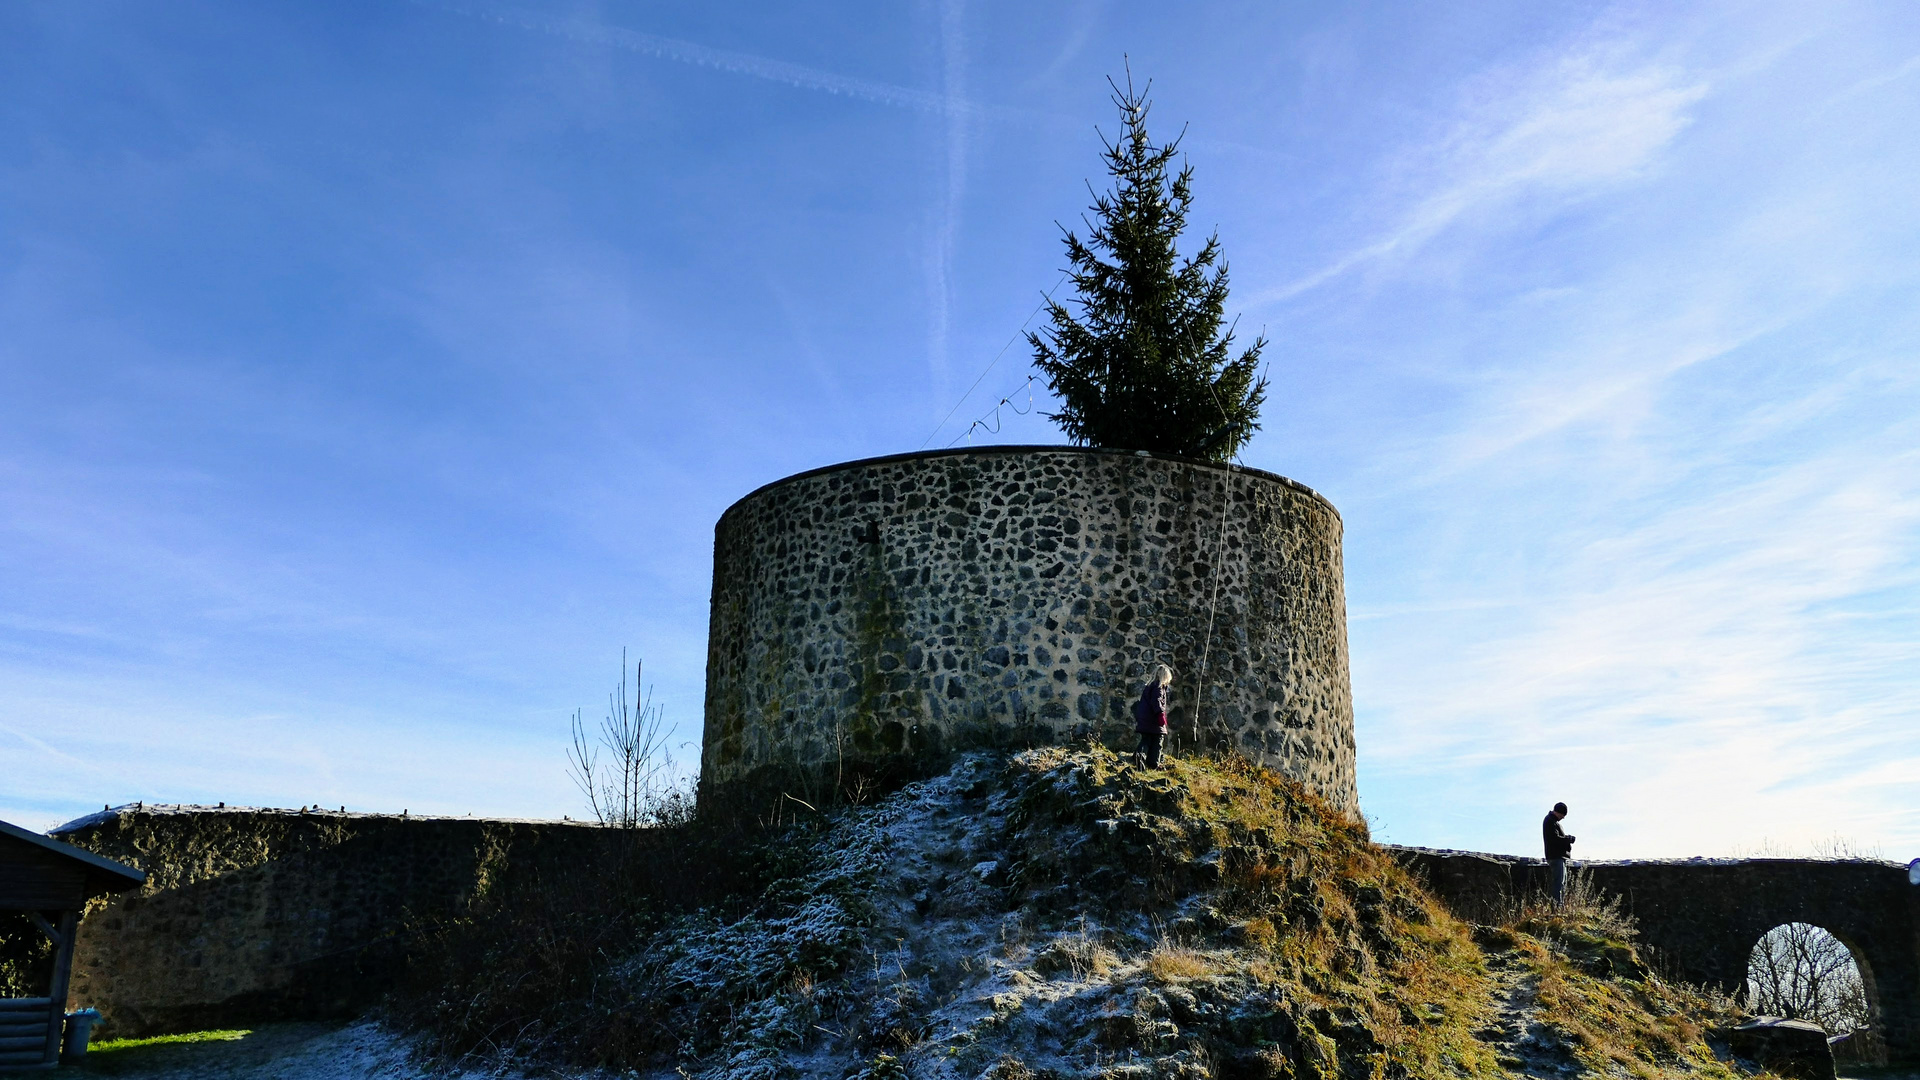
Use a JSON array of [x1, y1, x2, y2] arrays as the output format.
[[51, 804, 611, 835], [1384, 844, 1910, 870], [719, 445, 1341, 523]]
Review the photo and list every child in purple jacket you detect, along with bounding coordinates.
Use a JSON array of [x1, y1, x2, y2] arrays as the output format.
[[1133, 664, 1173, 768]]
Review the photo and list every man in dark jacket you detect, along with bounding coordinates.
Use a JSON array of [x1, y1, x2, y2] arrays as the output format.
[[1543, 802, 1575, 906]]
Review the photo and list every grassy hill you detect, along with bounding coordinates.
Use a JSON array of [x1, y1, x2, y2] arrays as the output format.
[[401, 746, 1761, 1079]]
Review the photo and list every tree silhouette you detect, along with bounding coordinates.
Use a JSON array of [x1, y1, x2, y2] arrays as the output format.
[[1748, 922, 1873, 1046], [1030, 74, 1267, 462]]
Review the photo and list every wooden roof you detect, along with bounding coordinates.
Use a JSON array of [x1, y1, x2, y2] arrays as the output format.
[[0, 817, 145, 910]]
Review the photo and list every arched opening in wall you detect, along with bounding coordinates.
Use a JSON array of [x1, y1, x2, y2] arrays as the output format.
[[1747, 922, 1884, 1066]]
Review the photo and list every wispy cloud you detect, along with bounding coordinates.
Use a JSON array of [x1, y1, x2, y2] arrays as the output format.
[[1360, 437, 1920, 856], [925, 0, 968, 398], [1417, 302, 1816, 479], [417, 1, 966, 117], [1026, 0, 1105, 89], [1331, 12, 1920, 859], [1354, 346, 1920, 856], [1253, 43, 1706, 305], [1824, 50, 1920, 107]]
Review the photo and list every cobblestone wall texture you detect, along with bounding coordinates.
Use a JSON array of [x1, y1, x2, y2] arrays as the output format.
[[50, 807, 624, 1037], [702, 447, 1356, 811]]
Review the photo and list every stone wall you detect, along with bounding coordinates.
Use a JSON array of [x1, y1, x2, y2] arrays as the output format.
[[49, 805, 625, 1037], [1391, 846, 1920, 1063], [702, 446, 1357, 812]]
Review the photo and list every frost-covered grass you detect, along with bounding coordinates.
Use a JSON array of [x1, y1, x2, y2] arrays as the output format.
[[402, 745, 1758, 1079], [1142, 942, 1208, 983]]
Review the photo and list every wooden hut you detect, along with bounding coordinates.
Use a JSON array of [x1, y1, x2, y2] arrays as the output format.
[[0, 818, 144, 1070]]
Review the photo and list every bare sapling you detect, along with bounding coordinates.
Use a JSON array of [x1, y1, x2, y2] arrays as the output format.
[[567, 649, 692, 827]]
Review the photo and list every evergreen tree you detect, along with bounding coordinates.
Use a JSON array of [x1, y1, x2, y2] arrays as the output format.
[[1030, 77, 1267, 462]]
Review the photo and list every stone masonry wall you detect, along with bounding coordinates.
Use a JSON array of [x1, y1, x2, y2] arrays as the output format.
[[703, 447, 1356, 812], [49, 806, 625, 1037]]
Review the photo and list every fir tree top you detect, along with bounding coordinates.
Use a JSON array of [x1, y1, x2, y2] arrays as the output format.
[[1030, 76, 1267, 462]]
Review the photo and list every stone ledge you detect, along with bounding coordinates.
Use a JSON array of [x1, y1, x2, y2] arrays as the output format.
[[718, 445, 1342, 526]]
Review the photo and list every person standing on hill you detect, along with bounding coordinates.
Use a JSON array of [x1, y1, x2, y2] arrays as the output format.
[[1133, 665, 1173, 769], [1543, 802, 1576, 906]]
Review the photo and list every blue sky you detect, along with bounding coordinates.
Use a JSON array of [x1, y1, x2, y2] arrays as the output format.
[[3, 2, 1915, 860]]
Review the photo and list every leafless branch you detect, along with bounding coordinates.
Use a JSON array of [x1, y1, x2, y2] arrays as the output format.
[[1748, 921, 1872, 1036]]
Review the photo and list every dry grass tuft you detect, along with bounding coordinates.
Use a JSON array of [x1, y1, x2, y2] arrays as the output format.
[[1507, 867, 1640, 943], [1034, 931, 1118, 980], [982, 1057, 1035, 1080], [1144, 943, 1210, 983], [1057, 747, 1507, 1077], [1238, 916, 1278, 951]]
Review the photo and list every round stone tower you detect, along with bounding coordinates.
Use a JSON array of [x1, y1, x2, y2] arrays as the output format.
[[701, 446, 1356, 812]]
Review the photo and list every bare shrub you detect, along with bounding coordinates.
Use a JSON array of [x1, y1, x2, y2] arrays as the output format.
[[1735, 835, 1885, 860], [1506, 868, 1638, 943], [567, 649, 693, 828]]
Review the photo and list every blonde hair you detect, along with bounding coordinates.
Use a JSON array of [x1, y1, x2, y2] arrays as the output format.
[[1151, 664, 1174, 687]]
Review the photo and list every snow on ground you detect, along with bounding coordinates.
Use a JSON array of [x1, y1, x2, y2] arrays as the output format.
[[728, 750, 1231, 1079]]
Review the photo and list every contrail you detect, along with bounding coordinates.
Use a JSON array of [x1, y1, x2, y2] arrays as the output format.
[[926, 0, 968, 395], [418, 1, 963, 117]]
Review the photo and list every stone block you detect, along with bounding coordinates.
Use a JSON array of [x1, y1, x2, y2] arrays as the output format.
[[1728, 1016, 1836, 1080]]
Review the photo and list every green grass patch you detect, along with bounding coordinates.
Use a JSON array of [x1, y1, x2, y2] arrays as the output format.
[[81, 1029, 255, 1072], [88, 1029, 252, 1053]]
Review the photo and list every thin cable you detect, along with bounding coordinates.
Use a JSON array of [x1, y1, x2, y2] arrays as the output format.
[[919, 276, 1068, 450], [1190, 465, 1236, 751], [948, 375, 1036, 446], [1188, 356, 1255, 753]]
